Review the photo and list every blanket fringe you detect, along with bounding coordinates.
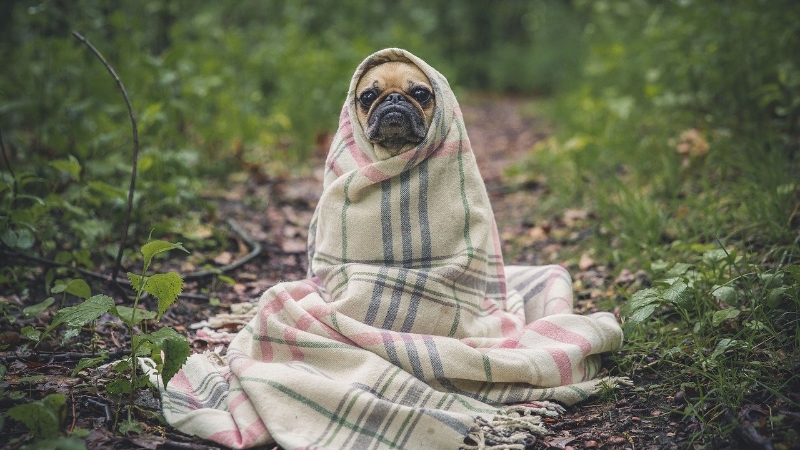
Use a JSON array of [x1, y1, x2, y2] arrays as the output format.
[[461, 402, 564, 450]]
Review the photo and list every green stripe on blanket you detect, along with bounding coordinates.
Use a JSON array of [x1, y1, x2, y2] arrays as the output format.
[[155, 48, 626, 449]]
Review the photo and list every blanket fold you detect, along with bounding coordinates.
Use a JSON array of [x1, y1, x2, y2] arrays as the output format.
[[157, 48, 624, 450]]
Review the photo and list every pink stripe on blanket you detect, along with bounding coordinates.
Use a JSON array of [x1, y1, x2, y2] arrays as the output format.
[[531, 320, 593, 355], [547, 348, 574, 385], [283, 327, 305, 361], [229, 353, 258, 373], [359, 164, 391, 183], [167, 370, 195, 398], [258, 291, 295, 361], [543, 268, 573, 315], [398, 140, 463, 160], [339, 113, 375, 171], [490, 222, 507, 303], [227, 391, 252, 413], [289, 280, 322, 298], [208, 416, 268, 449]]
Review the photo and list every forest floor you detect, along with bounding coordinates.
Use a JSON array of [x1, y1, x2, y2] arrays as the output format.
[[1, 95, 779, 449]]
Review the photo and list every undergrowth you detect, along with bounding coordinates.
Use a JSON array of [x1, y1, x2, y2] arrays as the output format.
[[509, 0, 800, 446]]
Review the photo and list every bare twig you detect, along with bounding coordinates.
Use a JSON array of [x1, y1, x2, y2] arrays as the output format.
[[71, 31, 139, 285], [0, 128, 17, 199], [183, 218, 263, 280], [1, 218, 262, 299], [70, 393, 77, 433]]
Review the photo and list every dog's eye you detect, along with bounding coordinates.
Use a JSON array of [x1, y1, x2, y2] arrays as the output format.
[[359, 90, 378, 108], [411, 87, 432, 104]]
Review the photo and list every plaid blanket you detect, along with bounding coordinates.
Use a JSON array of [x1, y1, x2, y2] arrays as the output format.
[[157, 48, 625, 449]]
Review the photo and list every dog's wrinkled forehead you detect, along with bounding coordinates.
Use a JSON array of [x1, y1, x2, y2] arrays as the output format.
[[355, 61, 432, 95]]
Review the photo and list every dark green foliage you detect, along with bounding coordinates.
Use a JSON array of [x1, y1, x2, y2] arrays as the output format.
[[1, 1, 586, 286], [505, 0, 800, 443]]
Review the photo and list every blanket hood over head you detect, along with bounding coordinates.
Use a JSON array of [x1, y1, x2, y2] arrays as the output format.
[[307, 48, 508, 339], [155, 48, 626, 450]]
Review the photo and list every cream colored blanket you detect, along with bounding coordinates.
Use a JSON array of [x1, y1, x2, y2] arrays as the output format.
[[158, 48, 624, 449]]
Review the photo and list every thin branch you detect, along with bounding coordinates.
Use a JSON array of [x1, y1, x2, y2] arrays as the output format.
[[0, 128, 17, 200], [1, 218, 262, 299], [71, 30, 139, 285], [183, 219, 263, 280]]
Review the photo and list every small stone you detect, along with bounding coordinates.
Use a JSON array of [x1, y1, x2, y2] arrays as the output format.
[[584, 440, 598, 448]]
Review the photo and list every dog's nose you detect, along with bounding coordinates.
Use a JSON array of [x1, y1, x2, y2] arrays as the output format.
[[384, 93, 406, 104]]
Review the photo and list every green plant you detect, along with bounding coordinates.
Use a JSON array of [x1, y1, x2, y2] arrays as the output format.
[[41, 239, 190, 433], [621, 247, 800, 440], [6, 393, 87, 450]]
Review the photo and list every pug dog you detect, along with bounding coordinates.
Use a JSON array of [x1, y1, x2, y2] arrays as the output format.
[[355, 61, 435, 156]]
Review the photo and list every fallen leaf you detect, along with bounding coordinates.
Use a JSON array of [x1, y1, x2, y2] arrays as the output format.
[[527, 226, 548, 242], [579, 254, 595, 270], [281, 239, 307, 254], [214, 251, 234, 265], [546, 435, 576, 449], [563, 209, 588, 226], [614, 269, 635, 284]]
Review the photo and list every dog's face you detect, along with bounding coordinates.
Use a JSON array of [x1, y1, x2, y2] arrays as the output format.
[[355, 61, 435, 155]]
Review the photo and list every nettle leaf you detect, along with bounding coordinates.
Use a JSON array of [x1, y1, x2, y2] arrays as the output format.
[[666, 262, 692, 277], [712, 308, 741, 327], [106, 378, 133, 396], [88, 180, 127, 201], [63, 328, 80, 342], [49, 155, 82, 180], [46, 295, 114, 334], [767, 286, 790, 308], [51, 278, 88, 296], [663, 280, 692, 308], [140, 240, 188, 270], [703, 248, 730, 266], [145, 272, 184, 319], [623, 303, 659, 334], [114, 306, 157, 327], [650, 259, 669, 273], [784, 265, 800, 284], [118, 418, 143, 435], [127, 272, 145, 292], [72, 354, 109, 376], [21, 326, 42, 342], [23, 297, 55, 318], [621, 287, 660, 316], [145, 327, 190, 386], [759, 271, 785, 289], [64, 279, 91, 300], [711, 285, 738, 304], [7, 393, 66, 440]]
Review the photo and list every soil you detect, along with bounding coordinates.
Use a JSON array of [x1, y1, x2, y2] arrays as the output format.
[[1, 95, 792, 450]]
